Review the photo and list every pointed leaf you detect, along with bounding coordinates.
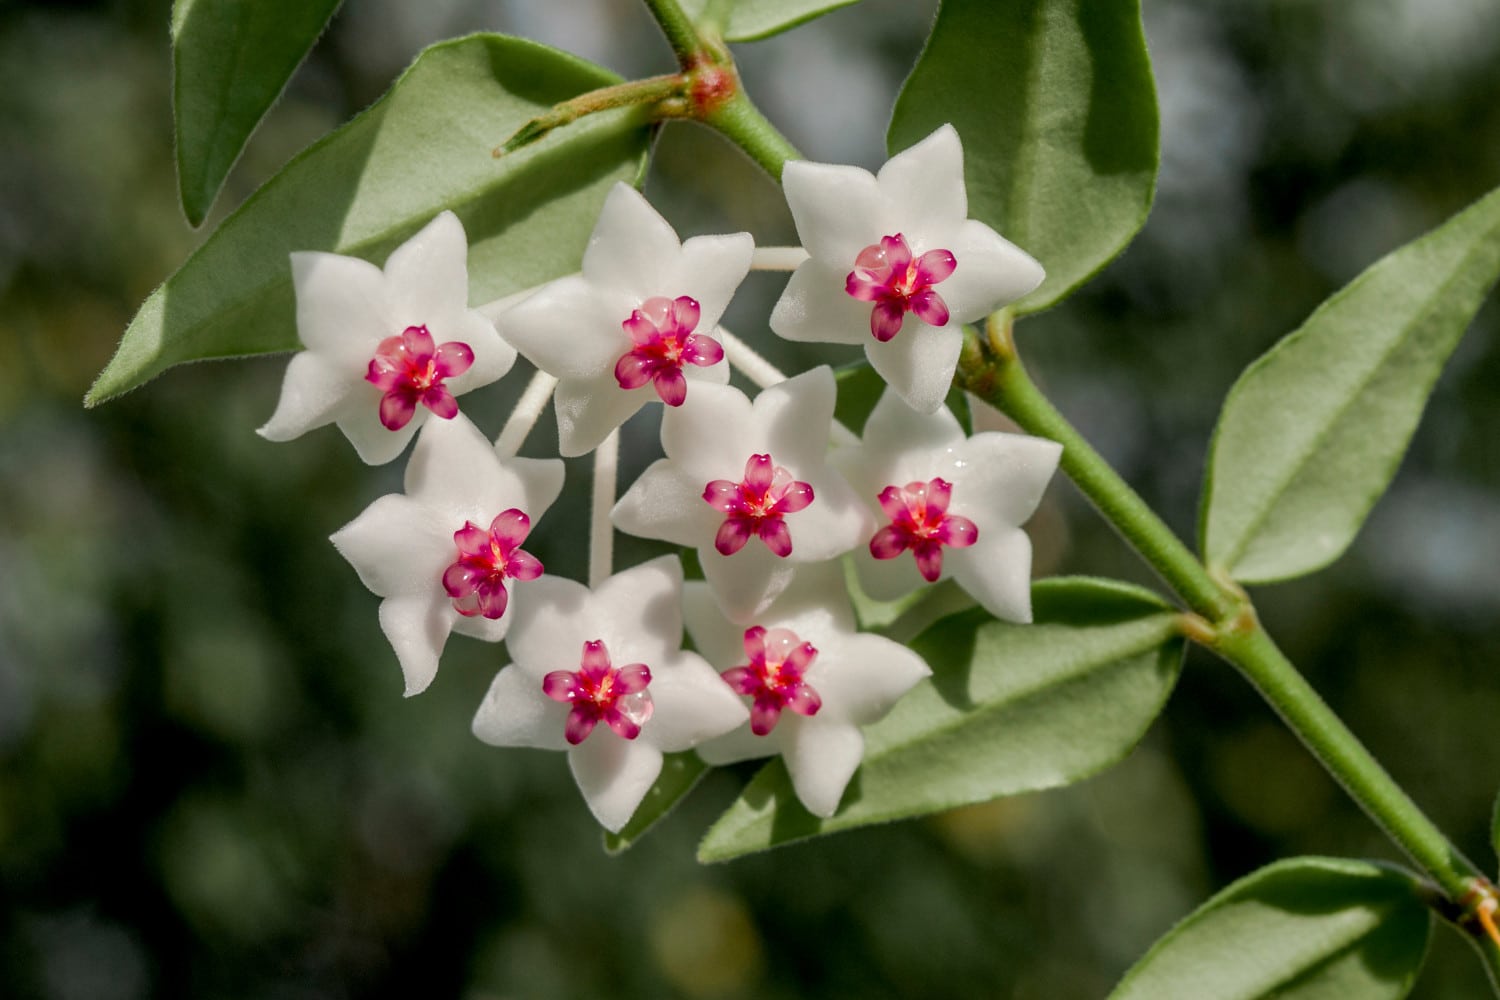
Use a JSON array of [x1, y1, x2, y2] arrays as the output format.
[[1202, 185, 1500, 583], [603, 752, 708, 855], [172, 0, 343, 226], [679, 0, 862, 41], [888, 0, 1158, 314], [1110, 857, 1432, 1000], [89, 35, 649, 406], [698, 577, 1183, 860]]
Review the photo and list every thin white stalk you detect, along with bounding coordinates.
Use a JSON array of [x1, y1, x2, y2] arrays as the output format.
[[720, 329, 859, 446], [751, 246, 810, 271], [494, 369, 559, 457], [589, 428, 620, 588]]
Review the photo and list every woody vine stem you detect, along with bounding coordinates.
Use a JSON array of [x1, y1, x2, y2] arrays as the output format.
[[580, 0, 1500, 972]]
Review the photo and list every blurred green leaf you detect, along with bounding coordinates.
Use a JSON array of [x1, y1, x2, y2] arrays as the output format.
[[698, 577, 1183, 861], [888, 0, 1158, 315], [603, 752, 707, 854], [1201, 185, 1500, 584], [1110, 857, 1432, 1000], [679, 0, 862, 41], [89, 34, 649, 406], [1492, 788, 1500, 872], [171, 0, 343, 226]]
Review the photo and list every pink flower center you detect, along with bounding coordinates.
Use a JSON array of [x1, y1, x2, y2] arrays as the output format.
[[721, 626, 822, 736], [614, 295, 725, 407], [702, 453, 815, 558], [365, 324, 474, 431], [869, 477, 978, 582], [441, 509, 544, 620], [844, 233, 957, 343], [542, 640, 654, 745]]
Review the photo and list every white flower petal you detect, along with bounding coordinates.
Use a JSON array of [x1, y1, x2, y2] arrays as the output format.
[[591, 555, 685, 666], [941, 218, 1045, 324], [444, 311, 517, 396], [682, 582, 744, 667], [335, 400, 422, 465], [472, 662, 570, 751], [642, 651, 747, 752], [582, 183, 683, 294], [452, 610, 511, 644], [505, 574, 593, 674], [495, 274, 629, 379], [811, 633, 930, 726], [568, 732, 663, 833], [330, 493, 452, 597], [696, 724, 782, 766], [756, 366, 837, 471], [378, 591, 460, 697], [511, 455, 567, 519], [864, 321, 964, 415], [700, 543, 796, 624], [782, 160, 888, 265], [257, 350, 359, 442], [784, 473, 871, 562], [612, 459, 723, 549], [782, 717, 865, 818], [860, 386, 967, 459], [952, 433, 1062, 527], [852, 545, 930, 602], [768, 259, 871, 346], [665, 233, 754, 330], [405, 413, 515, 511], [290, 251, 390, 362], [554, 370, 650, 458], [878, 124, 968, 232], [950, 526, 1034, 622], [660, 381, 754, 474], [384, 211, 471, 331]]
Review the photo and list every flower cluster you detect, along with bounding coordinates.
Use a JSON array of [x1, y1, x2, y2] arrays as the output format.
[[261, 127, 1057, 830]]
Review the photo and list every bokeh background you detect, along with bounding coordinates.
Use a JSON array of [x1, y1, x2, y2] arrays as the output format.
[[4, 0, 1500, 996]]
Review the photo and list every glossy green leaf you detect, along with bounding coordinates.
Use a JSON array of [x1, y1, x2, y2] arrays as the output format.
[[1110, 857, 1432, 1000], [888, 0, 1158, 314], [1201, 185, 1500, 584], [172, 0, 343, 226], [679, 0, 862, 42], [698, 577, 1183, 861], [603, 752, 708, 855], [89, 34, 649, 406]]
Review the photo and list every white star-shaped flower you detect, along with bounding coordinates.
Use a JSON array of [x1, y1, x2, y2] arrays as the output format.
[[684, 564, 930, 818], [770, 124, 1044, 414], [471, 556, 747, 833], [329, 413, 563, 696], [492, 183, 754, 457], [259, 211, 516, 464], [611, 365, 873, 624], [833, 388, 1061, 623]]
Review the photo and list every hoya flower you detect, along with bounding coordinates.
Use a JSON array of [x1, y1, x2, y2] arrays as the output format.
[[259, 212, 516, 465], [833, 388, 1061, 623], [684, 564, 930, 818], [471, 556, 747, 832], [494, 183, 753, 457], [770, 125, 1044, 415], [611, 366, 872, 623], [329, 413, 563, 695]]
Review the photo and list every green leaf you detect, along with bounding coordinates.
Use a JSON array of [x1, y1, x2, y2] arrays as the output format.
[[678, 0, 862, 42], [172, 0, 343, 226], [603, 752, 708, 855], [1110, 857, 1432, 1000], [1201, 185, 1500, 584], [888, 0, 1158, 315], [89, 34, 649, 406], [697, 577, 1183, 861]]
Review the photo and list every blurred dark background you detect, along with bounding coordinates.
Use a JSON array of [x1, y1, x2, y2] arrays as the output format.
[[3, 0, 1500, 996]]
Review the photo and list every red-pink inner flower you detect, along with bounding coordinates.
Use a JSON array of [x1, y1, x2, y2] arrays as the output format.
[[703, 453, 815, 558], [542, 640, 654, 745], [365, 324, 474, 431], [721, 625, 822, 736], [844, 233, 957, 342], [614, 295, 724, 406], [441, 509, 543, 620], [869, 477, 978, 582]]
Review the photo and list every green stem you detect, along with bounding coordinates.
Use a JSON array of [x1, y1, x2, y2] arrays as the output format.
[[700, 87, 803, 179], [641, 0, 706, 66], [960, 320, 1498, 932], [496, 75, 685, 156]]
